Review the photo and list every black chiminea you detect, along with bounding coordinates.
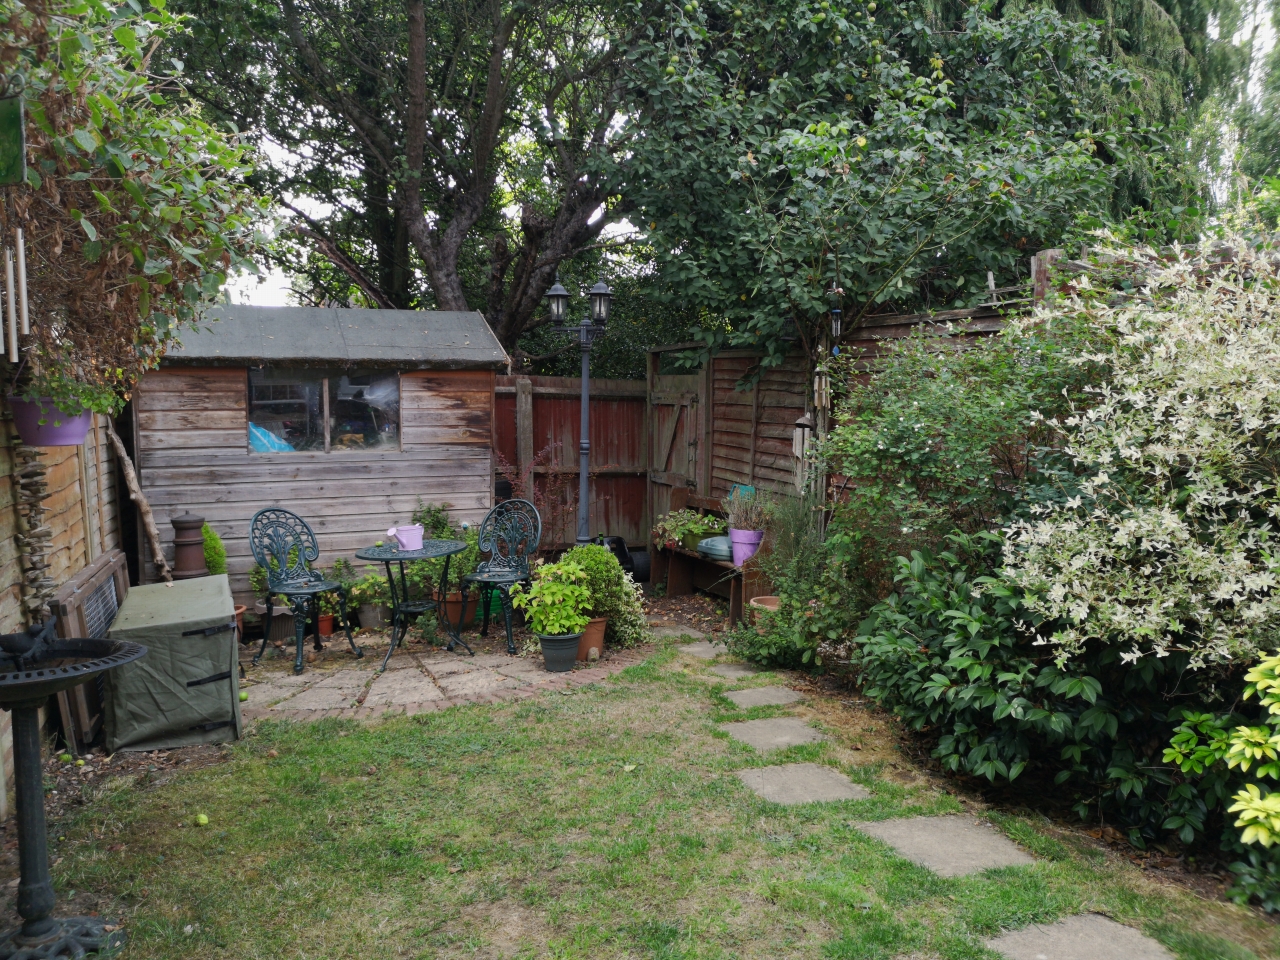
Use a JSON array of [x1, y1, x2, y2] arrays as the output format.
[[0, 618, 145, 958]]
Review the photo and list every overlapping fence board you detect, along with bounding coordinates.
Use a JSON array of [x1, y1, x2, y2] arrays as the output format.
[[0, 410, 120, 816], [648, 305, 1011, 507]]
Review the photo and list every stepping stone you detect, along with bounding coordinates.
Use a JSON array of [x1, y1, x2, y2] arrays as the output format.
[[654, 626, 708, 642], [725, 686, 802, 708], [364, 669, 445, 706], [675, 638, 718, 657], [855, 816, 1034, 877], [711, 663, 759, 679], [987, 914, 1173, 960], [736, 763, 869, 805], [721, 717, 825, 751]]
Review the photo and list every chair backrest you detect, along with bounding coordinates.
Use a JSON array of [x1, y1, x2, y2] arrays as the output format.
[[249, 508, 323, 590], [476, 499, 541, 577]]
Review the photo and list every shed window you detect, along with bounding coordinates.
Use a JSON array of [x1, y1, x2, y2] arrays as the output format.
[[248, 368, 400, 453]]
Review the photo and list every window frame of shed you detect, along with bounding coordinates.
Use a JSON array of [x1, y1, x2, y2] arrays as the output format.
[[246, 366, 403, 454]]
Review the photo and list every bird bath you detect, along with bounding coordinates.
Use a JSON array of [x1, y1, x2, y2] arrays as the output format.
[[0, 620, 145, 959]]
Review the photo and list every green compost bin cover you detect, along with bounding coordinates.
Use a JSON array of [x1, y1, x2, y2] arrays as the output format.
[[104, 575, 242, 752]]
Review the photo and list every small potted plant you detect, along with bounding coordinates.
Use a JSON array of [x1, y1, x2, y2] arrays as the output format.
[[561, 543, 626, 661], [724, 488, 770, 566], [250, 563, 295, 644], [651, 509, 726, 553], [348, 570, 391, 630], [202, 522, 246, 637], [510, 559, 592, 672]]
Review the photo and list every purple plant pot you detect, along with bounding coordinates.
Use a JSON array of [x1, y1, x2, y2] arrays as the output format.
[[7, 398, 92, 447], [729, 528, 765, 566]]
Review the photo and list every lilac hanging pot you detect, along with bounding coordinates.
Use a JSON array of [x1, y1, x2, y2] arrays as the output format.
[[7, 397, 92, 447], [728, 528, 765, 566]]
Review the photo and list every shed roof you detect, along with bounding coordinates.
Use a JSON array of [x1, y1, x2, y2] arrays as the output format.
[[165, 306, 509, 370]]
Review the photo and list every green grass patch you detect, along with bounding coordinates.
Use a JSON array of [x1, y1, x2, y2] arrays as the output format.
[[45, 656, 1280, 959]]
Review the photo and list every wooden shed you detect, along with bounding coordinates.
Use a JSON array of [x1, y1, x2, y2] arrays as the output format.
[[129, 306, 508, 602]]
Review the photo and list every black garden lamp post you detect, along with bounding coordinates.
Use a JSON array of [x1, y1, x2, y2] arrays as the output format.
[[548, 278, 611, 544]]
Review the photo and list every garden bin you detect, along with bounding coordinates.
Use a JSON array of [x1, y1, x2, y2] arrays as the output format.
[[103, 574, 242, 752]]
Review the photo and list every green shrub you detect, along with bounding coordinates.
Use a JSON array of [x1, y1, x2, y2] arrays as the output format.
[[202, 523, 227, 576], [562, 544, 649, 647]]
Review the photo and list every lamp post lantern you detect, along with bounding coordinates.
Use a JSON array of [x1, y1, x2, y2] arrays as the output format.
[[548, 278, 611, 544]]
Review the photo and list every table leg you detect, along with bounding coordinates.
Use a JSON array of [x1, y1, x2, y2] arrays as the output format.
[[439, 554, 474, 656], [380, 560, 408, 671]]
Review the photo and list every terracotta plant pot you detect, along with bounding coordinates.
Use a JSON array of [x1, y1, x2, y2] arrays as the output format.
[[539, 633, 581, 673], [318, 613, 335, 637], [436, 591, 479, 628], [234, 605, 247, 643], [749, 595, 780, 634], [748, 596, 780, 619], [6, 397, 92, 446], [578, 617, 606, 661]]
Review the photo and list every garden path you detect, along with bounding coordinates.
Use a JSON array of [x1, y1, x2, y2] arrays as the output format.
[[690, 645, 1177, 960]]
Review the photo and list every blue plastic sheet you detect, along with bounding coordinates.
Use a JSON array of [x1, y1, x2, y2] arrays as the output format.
[[249, 422, 295, 452]]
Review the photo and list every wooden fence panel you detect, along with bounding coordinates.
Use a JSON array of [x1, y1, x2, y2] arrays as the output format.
[[494, 376, 647, 548]]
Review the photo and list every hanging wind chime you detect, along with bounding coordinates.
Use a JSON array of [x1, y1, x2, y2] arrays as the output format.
[[0, 73, 53, 626]]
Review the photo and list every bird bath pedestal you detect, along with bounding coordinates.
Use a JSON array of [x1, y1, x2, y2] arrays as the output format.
[[0, 630, 145, 959]]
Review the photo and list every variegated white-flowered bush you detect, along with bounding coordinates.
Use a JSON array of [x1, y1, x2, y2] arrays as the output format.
[[1002, 244, 1280, 669]]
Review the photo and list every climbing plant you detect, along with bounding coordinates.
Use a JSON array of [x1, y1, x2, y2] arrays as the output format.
[[1, 0, 265, 415]]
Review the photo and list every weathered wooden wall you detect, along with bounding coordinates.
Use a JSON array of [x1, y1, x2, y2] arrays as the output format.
[[493, 376, 647, 548], [0, 411, 121, 818], [133, 366, 495, 602]]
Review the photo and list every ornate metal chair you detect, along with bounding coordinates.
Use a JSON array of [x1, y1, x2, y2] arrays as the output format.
[[249, 508, 363, 674], [460, 499, 541, 655]]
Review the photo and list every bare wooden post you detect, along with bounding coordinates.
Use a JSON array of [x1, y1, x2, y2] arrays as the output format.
[[104, 419, 171, 583], [1032, 249, 1064, 301], [515, 377, 534, 480]]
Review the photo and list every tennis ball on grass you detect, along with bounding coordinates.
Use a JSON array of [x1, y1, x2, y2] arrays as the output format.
[[195, 814, 209, 827]]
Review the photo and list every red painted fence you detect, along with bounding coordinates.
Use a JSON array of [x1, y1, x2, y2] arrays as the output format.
[[494, 376, 648, 549]]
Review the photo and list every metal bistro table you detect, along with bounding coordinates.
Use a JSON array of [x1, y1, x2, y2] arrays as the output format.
[[355, 540, 471, 670]]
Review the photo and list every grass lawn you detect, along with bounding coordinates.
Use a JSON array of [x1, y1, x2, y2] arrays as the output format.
[[48, 646, 1280, 959]]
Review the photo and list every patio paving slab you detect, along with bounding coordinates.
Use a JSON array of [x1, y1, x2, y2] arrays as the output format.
[[274, 669, 369, 711], [364, 669, 446, 706], [435, 669, 520, 698], [675, 638, 718, 656], [736, 763, 869, 805], [422, 656, 488, 678], [495, 659, 547, 680], [721, 717, 825, 751], [710, 663, 759, 679], [855, 816, 1035, 877], [725, 686, 802, 708], [986, 914, 1172, 960]]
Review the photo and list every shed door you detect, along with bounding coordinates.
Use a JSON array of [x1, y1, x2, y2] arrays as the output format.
[[648, 373, 702, 524]]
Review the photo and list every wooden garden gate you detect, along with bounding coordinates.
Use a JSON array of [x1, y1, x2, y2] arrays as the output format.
[[646, 358, 706, 531]]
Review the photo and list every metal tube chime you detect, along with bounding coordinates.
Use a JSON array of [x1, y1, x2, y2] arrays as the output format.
[[4, 246, 15, 363]]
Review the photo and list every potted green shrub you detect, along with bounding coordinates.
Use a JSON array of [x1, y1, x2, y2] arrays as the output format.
[[561, 543, 627, 661], [510, 559, 592, 672], [202, 522, 245, 637]]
